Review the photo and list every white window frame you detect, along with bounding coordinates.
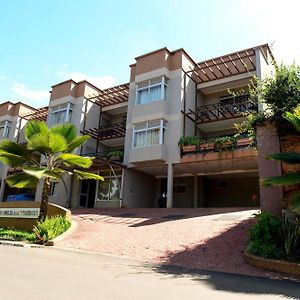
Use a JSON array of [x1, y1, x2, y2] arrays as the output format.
[[0, 120, 11, 139], [132, 119, 166, 148], [49, 102, 73, 126], [135, 76, 167, 105]]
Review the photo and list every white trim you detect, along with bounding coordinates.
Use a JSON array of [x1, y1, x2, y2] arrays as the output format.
[[0, 120, 11, 139], [135, 76, 167, 105], [132, 119, 166, 148], [49, 102, 74, 126]]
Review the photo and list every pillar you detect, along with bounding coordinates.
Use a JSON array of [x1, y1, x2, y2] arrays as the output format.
[[167, 163, 173, 208], [0, 178, 5, 202], [193, 175, 198, 208], [257, 124, 283, 215]]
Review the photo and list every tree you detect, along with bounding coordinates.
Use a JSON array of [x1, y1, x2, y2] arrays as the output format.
[[0, 121, 104, 221], [262, 107, 300, 214]]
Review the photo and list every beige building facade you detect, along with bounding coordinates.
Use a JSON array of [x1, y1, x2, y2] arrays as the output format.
[[0, 44, 282, 213]]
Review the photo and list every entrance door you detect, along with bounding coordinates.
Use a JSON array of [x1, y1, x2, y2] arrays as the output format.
[[79, 180, 96, 208]]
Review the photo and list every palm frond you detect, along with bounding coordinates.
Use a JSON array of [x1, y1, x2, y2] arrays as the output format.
[[284, 110, 300, 133], [73, 170, 104, 181], [67, 135, 90, 152], [0, 140, 30, 166], [50, 123, 77, 144], [56, 153, 93, 168], [6, 173, 39, 188], [266, 152, 300, 164], [27, 132, 68, 154], [262, 173, 300, 187], [25, 120, 49, 141], [23, 166, 61, 180], [48, 132, 68, 153]]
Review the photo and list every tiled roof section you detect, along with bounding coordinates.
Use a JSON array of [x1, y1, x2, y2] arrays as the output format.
[[20, 106, 48, 121], [87, 83, 129, 107], [192, 44, 272, 83]]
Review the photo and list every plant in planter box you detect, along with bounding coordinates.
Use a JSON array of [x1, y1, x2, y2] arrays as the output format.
[[178, 136, 201, 153], [199, 139, 215, 152], [106, 150, 124, 161], [213, 136, 237, 152]]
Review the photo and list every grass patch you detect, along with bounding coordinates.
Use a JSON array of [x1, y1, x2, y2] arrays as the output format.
[[0, 215, 71, 244], [0, 228, 36, 242]]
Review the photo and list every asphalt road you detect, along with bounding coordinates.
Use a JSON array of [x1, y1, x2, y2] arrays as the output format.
[[0, 245, 299, 300]]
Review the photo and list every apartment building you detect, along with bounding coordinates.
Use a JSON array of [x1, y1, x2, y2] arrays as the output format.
[[0, 43, 277, 211]]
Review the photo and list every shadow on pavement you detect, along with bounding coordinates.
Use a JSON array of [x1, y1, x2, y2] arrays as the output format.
[[151, 263, 300, 299]]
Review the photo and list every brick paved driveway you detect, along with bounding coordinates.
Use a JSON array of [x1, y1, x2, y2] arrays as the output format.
[[55, 208, 289, 279]]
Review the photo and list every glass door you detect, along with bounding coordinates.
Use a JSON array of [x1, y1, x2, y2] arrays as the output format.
[[79, 181, 89, 208]]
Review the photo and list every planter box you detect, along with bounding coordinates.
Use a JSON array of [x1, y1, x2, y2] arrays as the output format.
[[237, 137, 252, 147], [244, 251, 300, 277], [182, 145, 197, 153], [109, 156, 122, 161], [199, 143, 214, 151]]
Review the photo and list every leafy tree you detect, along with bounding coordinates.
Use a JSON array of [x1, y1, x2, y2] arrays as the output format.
[[259, 64, 300, 117], [262, 107, 300, 213], [0, 121, 103, 221]]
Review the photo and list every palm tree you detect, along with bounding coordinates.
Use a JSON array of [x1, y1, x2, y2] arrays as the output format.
[[262, 107, 300, 213], [0, 121, 103, 221]]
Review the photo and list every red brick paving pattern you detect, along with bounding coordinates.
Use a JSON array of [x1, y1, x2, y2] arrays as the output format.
[[55, 208, 296, 280]]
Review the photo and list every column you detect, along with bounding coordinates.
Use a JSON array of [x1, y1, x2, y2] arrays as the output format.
[[167, 163, 173, 208], [257, 125, 283, 215], [0, 178, 5, 202], [193, 175, 198, 208]]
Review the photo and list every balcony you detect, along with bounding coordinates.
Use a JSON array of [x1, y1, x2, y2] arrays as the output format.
[[179, 136, 257, 164], [84, 121, 126, 141], [196, 95, 257, 124]]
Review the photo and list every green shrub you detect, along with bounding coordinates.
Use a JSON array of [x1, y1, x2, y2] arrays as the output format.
[[106, 150, 124, 160], [33, 215, 71, 244], [0, 228, 36, 242], [213, 136, 237, 151], [178, 136, 201, 147], [280, 217, 300, 260], [248, 211, 300, 260], [248, 211, 285, 259]]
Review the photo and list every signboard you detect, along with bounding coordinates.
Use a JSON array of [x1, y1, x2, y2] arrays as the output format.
[[0, 208, 40, 219]]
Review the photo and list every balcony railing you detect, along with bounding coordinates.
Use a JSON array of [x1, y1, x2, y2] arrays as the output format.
[[84, 121, 126, 141], [97, 122, 126, 140], [196, 96, 257, 124]]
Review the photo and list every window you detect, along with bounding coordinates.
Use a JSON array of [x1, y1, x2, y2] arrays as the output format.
[[49, 182, 58, 196], [0, 120, 11, 139], [133, 119, 166, 148], [97, 170, 122, 201], [136, 76, 167, 105], [49, 103, 73, 126]]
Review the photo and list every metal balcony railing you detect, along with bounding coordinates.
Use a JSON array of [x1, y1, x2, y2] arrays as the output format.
[[196, 96, 257, 124]]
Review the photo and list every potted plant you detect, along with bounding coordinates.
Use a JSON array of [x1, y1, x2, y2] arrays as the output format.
[[178, 136, 201, 153], [199, 139, 215, 152], [106, 150, 124, 161], [213, 136, 237, 152]]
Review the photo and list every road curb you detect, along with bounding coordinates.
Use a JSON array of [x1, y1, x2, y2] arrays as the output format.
[[0, 240, 43, 248]]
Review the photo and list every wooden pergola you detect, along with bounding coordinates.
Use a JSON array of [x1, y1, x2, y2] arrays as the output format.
[[87, 83, 129, 107], [181, 44, 272, 135], [81, 82, 129, 154]]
